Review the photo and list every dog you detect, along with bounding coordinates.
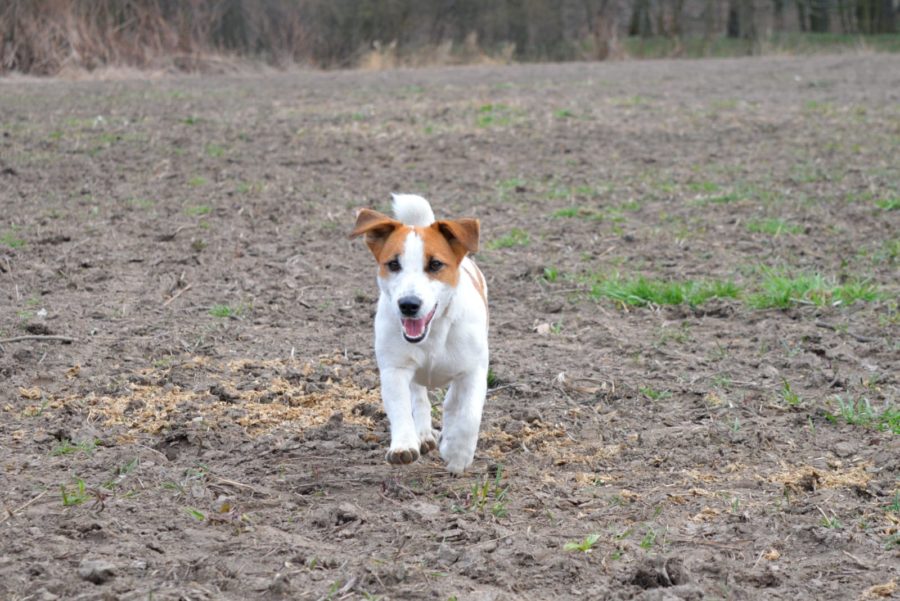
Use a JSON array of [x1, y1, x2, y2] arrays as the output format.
[[350, 194, 489, 475]]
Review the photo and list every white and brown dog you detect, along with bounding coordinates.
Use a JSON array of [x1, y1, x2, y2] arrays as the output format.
[[350, 194, 488, 475]]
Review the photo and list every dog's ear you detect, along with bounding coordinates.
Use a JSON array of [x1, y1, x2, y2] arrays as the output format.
[[350, 208, 400, 259], [434, 218, 479, 263]]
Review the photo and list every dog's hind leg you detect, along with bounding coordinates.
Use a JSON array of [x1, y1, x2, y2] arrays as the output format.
[[439, 367, 488, 475], [411, 383, 438, 455]]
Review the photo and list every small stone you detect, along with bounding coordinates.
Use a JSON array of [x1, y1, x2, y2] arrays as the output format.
[[437, 542, 460, 566], [78, 559, 115, 584], [833, 441, 856, 458], [523, 409, 542, 423], [503, 420, 524, 435]]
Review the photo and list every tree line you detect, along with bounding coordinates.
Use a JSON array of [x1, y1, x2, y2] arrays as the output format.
[[1, 0, 897, 74]]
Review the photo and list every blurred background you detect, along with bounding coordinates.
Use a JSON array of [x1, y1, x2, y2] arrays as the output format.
[[1, 0, 898, 75]]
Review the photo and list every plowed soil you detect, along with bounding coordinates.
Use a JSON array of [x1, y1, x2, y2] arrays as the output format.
[[1, 54, 898, 600]]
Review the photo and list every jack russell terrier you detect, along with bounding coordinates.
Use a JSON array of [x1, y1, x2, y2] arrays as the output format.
[[350, 194, 489, 475]]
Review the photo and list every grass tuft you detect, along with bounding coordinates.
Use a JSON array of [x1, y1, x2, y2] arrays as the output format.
[[874, 197, 899, 211], [824, 397, 899, 434], [564, 533, 600, 553], [1, 230, 26, 248], [590, 276, 740, 307], [488, 228, 530, 249], [748, 268, 880, 309], [746, 218, 804, 236], [209, 304, 242, 318]]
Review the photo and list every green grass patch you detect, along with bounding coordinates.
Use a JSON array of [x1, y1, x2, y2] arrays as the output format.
[[1, 230, 25, 248], [639, 386, 672, 401], [184, 205, 212, 216], [780, 379, 802, 406], [746, 218, 804, 236], [564, 533, 600, 553], [706, 192, 743, 204], [875, 197, 900, 211], [589, 276, 740, 307], [687, 181, 720, 193], [205, 144, 225, 158], [476, 103, 512, 127], [824, 397, 899, 434], [188, 176, 208, 187], [487, 228, 530, 249], [60, 478, 89, 507], [209, 304, 242, 318], [458, 466, 508, 517], [748, 269, 880, 309], [553, 206, 592, 219], [50, 438, 98, 457]]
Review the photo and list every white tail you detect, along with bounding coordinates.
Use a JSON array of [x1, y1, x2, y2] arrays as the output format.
[[391, 193, 435, 226]]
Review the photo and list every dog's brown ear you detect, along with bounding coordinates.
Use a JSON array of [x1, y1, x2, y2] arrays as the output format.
[[434, 218, 479, 263], [350, 208, 400, 259]]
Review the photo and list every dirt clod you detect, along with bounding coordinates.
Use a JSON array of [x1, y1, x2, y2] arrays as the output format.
[[77, 559, 115, 585]]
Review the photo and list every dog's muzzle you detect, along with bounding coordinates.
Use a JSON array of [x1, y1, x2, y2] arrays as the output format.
[[400, 301, 437, 343]]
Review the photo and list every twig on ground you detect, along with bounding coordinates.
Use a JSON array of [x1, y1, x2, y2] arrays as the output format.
[[163, 283, 193, 307], [1, 490, 48, 524], [814, 321, 877, 343], [0, 335, 77, 344]]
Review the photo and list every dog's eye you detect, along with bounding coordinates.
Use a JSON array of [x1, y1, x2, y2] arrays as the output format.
[[427, 259, 444, 273], [386, 259, 401, 272]]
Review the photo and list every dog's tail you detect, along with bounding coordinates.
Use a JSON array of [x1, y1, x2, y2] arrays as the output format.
[[391, 193, 435, 226]]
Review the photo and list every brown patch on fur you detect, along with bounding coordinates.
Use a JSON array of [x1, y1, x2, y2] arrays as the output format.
[[434, 219, 480, 264], [375, 225, 416, 277], [463, 261, 488, 310], [419, 225, 461, 286], [349, 208, 401, 260]]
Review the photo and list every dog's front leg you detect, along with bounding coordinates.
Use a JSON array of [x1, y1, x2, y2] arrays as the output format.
[[440, 367, 488, 475], [380, 367, 421, 465]]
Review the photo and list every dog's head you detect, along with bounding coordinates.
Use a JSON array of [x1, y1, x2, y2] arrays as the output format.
[[350, 208, 479, 343]]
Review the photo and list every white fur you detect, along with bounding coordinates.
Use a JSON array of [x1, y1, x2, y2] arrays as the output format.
[[391, 193, 435, 226], [373, 196, 488, 475]]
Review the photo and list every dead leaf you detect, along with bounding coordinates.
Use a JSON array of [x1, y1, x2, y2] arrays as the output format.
[[18, 387, 41, 400], [864, 580, 896, 598], [691, 506, 720, 522]]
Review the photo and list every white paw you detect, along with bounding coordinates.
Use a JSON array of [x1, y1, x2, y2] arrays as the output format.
[[440, 439, 474, 475]]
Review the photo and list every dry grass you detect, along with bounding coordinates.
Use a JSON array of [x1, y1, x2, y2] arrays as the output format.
[[1, 0, 308, 75], [12, 356, 380, 440]]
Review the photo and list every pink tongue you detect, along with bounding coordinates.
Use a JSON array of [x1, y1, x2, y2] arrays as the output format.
[[402, 318, 426, 338]]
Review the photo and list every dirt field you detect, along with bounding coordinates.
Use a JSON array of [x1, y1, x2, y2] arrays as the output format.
[[1, 54, 898, 600]]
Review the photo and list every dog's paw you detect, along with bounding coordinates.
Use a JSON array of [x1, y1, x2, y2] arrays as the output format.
[[440, 440, 474, 475], [418, 429, 438, 455], [385, 447, 420, 465]]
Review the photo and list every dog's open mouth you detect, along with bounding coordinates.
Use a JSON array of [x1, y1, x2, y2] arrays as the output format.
[[401, 305, 437, 343]]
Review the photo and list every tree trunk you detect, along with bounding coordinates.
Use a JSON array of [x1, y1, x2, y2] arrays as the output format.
[[727, 0, 741, 37], [810, 0, 831, 32], [629, 0, 652, 37], [879, 0, 897, 33], [797, 0, 808, 31], [773, 0, 785, 31]]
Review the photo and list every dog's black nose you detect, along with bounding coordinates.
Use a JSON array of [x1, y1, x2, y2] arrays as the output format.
[[398, 296, 421, 317]]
